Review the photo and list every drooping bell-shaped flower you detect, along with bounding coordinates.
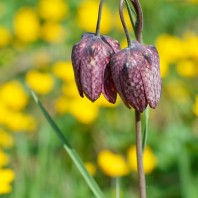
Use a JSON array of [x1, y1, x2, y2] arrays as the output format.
[[71, 33, 120, 103], [110, 41, 161, 112]]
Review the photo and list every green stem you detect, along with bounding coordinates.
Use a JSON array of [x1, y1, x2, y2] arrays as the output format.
[[135, 111, 146, 198], [96, 0, 104, 36], [116, 177, 120, 198]]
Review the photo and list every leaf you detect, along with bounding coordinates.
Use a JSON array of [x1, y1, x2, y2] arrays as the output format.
[[124, 0, 137, 38], [142, 106, 149, 150], [116, 177, 120, 198], [31, 91, 104, 198]]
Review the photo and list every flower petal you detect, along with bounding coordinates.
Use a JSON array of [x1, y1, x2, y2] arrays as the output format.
[[80, 38, 111, 101], [140, 46, 161, 108], [110, 49, 130, 108], [103, 63, 117, 103], [120, 49, 147, 112]]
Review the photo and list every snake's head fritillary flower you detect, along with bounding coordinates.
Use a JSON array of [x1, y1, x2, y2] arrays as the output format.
[[71, 33, 120, 103], [110, 41, 161, 112]]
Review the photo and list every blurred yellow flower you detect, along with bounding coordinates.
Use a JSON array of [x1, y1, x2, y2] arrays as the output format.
[[85, 162, 97, 176], [55, 96, 69, 114], [97, 150, 129, 177], [0, 129, 14, 148], [95, 95, 120, 108], [0, 27, 11, 47], [52, 61, 74, 82], [3, 112, 37, 132], [41, 22, 65, 43], [61, 83, 79, 98], [76, 0, 112, 34], [13, 7, 40, 43], [0, 150, 9, 167], [188, 0, 198, 4], [156, 34, 184, 63], [0, 103, 10, 126], [176, 60, 198, 78], [0, 80, 28, 111], [69, 98, 99, 124], [166, 80, 190, 104], [193, 95, 198, 116], [120, 38, 128, 49], [38, 0, 68, 21], [127, 145, 157, 174], [160, 58, 169, 78], [0, 169, 15, 194], [182, 32, 198, 59], [26, 70, 54, 94]]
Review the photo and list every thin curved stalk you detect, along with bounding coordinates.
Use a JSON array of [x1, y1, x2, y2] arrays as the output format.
[[119, 0, 132, 46], [96, 0, 104, 36]]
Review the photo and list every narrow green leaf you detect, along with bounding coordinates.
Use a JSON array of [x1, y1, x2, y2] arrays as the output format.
[[31, 91, 104, 198], [115, 177, 120, 198], [124, 0, 137, 38], [142, 106, 149, 150]]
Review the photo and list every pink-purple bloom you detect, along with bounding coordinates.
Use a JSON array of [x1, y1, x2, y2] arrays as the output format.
[[71, 33, 120, 103], [110, 41, 161, 112]]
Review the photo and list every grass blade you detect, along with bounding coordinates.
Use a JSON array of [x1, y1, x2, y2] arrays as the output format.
[[116, 177, 120, 198], [31, 91, 104, 198], [124, 0, 137, 38], [142, 106, 149, 150]]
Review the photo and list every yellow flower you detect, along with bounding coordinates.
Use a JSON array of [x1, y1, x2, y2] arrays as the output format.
[[0, 80, 28, 111], [127, 145, 157, 174], [0, 129, 14, 148], [52, 61, 74, 82], [0, 111, 37, 132], [61, 83, 79, 98], [176, 60, 198, 78], [120, 38, 128, 49], [85, 162, 97, 176], [156, 34, 184, 63], [182, 32, 198, 59], [97, 150, 129, 177], [0, 103, 10, 126], [26, 70, 54, 94], [193, 95, 198, 116], [0, 150, 9, 167], [160, 58, 169, 78], [188, 0, 198, 4], [69, 98, 99, 124], [38, 0, 68, 21], [40, 22, 65, 43], [166, 80, 190, 104], [76, 0, 112, 34], [0, 169, 15, 195], [95, 95, 120, 108], [55, 96, 69, 114], [3, 112, 37, 132], [0, 27, 11, 47], [13, 7, 40, 43]]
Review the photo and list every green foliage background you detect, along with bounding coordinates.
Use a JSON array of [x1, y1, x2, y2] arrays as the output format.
[[0, 0, 198, 197]]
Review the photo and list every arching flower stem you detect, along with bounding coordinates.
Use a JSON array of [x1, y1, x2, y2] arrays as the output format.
[[96, 0, 104, 36]]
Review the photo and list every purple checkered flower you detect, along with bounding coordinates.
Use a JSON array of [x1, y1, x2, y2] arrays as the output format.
[[71, 33, 120, 103], [110, 41, 161, 112]]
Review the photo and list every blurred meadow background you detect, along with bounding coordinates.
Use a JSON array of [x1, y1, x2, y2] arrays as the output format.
[[0, 0, 198, 197]]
